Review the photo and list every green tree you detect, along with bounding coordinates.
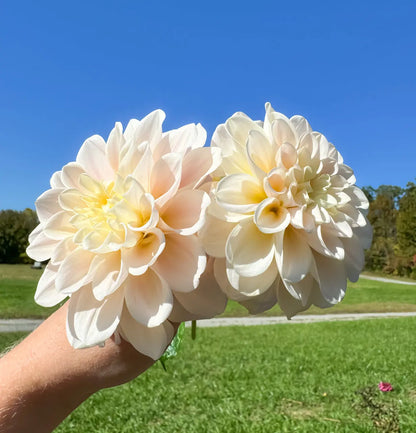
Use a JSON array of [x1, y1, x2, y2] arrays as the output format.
[[0, 209, 38, 264], [364, 185, 403, 273], [397, 182, 416, 259]]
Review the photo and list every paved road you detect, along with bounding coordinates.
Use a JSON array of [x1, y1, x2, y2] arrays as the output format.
[[185, 312, 416, 328], [2, 312, 416, 333], [360, 275, 416, 285]]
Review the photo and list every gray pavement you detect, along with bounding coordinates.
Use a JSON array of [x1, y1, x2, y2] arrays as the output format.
[[0, 319, 43, 333], [185, 312, 416, 328], [3, 312, 416, 333], [360, 275, 416, 285]]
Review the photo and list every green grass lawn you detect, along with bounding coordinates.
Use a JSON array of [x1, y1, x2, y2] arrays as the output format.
[[0, 264, 61, 318], [1, 264, 416, 319], [2, 318, 414, 432]]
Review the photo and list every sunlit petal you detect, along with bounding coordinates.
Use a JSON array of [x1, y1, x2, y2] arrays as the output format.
[[124, 269, 173, 327]]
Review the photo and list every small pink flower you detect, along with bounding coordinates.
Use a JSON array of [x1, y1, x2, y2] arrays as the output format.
[[378, 382, 393, 392]]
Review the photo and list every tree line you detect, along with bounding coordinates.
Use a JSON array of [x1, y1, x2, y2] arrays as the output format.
[[1, 183, 416, 278], [363, 182, 416, 278], [0, 209, 38, 264]]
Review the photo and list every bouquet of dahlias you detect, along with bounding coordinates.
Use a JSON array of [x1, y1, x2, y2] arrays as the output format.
[[27, 104, 372, 359]]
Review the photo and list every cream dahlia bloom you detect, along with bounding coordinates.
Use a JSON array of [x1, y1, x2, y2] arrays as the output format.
[[27, 110, 226, 359], [200, 103, 372, 318]]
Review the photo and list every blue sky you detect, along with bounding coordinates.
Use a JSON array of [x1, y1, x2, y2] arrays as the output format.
[[1, 0, 415, 210]]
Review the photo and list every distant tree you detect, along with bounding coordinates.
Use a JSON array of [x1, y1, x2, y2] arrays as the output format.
[[364, 185, 403, 273], [397, 182, 416, 259], [0, 209, 38, 263]]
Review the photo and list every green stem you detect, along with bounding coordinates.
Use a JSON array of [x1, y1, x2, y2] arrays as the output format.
[[191, 320, 197, 340]]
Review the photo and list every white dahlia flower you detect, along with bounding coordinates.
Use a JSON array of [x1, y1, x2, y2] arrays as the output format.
[[200, 103, 372, 318], [27, 109, 227, 359]]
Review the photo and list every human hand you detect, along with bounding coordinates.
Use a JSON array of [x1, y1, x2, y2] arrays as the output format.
[[0, 302, 179, 433]]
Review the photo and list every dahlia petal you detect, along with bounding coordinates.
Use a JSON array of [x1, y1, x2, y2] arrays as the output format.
[[272, 116, 298, 146], [310, 204, 331, 224], [34, 262, 67, 307], [240, 285, 278, 315], [339, 203, 367, 227], [180, 146, 222, 189], [226, 259, 278, 297], [169, 257, 227, 321], [58, 189, 86, 211], [125, 189, 158, 232], [289, 207, 315, 232], [151, 152, 182, 208], [83, 229, 110, 252], [277, 280, 311, 319], [136, 109, 165, 149], [315, 132, 330, 159], [342, 235, 365, 282], [160, 189, 210, 235], [35, 187, 64, 224], [124, 269, 173, 327], [246, 129, 276, 176], [212, 124, 251, 175], [275, 227, 313, 283], [226, 219, 275, 277], [165, 123, 206, 155], [119, 307, 174, 360], [121, 176, 145, 206], [131, 143, 153, 191], [123, 118, 141, 143], [106, 122, 124, 171], [55, 248, 95, 294], [276, 142, 297, 169], [226, 112, 263, 146], [334, 191, 352, 206], [264, 102, 295, 143], [76, 135, 114, 181], [199, 213, 236, 258], [109, 200, 138, 225], [305, 225, 345, 260], [50, 171, 65, 188], [290, 115, 312, 138], [118, 141, 149, 181], [326, 213, 353, 238], [152, 233, 206, 293], [90, 253, 128, 300], [78, 173, 103, 195], [346, 185, 369, 210], [213, 258, 249, 301], [50, 237, 77, 265], [254, 198, 290, 234], [354, 224, 373, 250], [121, 228, 165, 276], [313, 252, 347, 304], [43, 211, 76, 240], [338, 164, 356, 184], [282, 273, 314, 305], [67, 285, 124, 347], [26, 228, 59, 261], [28, 223, 42, 243], [216, 173, 266, 214], [192, 123, 207, 149], [61, 162, 85, 189]]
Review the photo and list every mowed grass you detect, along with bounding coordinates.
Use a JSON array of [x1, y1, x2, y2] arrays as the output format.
[[1, 264, 416, 319], [0, 264, 61, 318], [2, 318, 415, 432]]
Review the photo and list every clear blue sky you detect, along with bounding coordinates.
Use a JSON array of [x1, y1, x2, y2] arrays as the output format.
[[1, 0, 415, 210]]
